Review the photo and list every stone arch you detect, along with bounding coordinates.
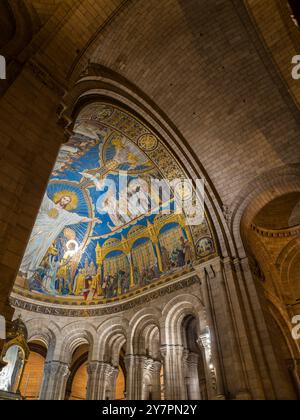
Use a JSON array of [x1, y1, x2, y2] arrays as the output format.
[[231, 164, 300, 399], [26, 319, 52, 349], [128, 307, 161, 356], [231, 164, 300, 257], [232, 165, 300, 306], [132, 322, 160, 359], [96, 317, 129, 363], [25, 319, 61, 361], [161, 293, 205, 346], [181, 315, 199, 353], [233, 167, 300, 321], [109, 336, 126, 368], [19, 318, 61, 399], [57, 321, 96, 364], [148, 327, 161, 360]]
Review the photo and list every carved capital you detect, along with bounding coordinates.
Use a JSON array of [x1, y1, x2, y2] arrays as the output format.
[[160, 344, 184, 360], [44, 361, 70, 378], [197, 332, 212, 362], [87, 361, 101, 375], [151, 360, 161, 373]]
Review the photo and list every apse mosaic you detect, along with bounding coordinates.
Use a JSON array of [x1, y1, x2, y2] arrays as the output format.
[[14, 103, 216, 305]]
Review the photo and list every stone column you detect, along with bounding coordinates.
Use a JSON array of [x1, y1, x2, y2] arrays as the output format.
[[199, 377, 208, 400], [239, 256, 298, 399], [197, 258, 251, 400], [124, 355, 146, 400], [142, 358, 161, 400], [86, 361, 104, 400], [160, 345, 187, 400], [39, 361, 70, 400], [197, 333, 218, 400], [196, 264, 226, 399], [86, 361, 114, 400], [142, 358, 153, 400], [184, 352, 201, 400], [107, 366, 119, 400], [151, 360, 162, 400]]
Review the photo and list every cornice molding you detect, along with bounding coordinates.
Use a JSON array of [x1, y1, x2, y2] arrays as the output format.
[[251, 223, 300, 239]]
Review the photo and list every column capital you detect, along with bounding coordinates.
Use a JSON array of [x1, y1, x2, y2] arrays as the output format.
[[222, 256, 247, 270], [86, 361, 115, 400], [124, 354, 147, 369], [187, 352, 200, 365], [144, 358, 154, 371], [40, 360, 70, 399], [87, 360, 102, 375], [44, 360, 70, 377], [106, 364, 118, 379], [197, 331, 211, 350], [123, 354, 132, 370], [160, 344, 184, 359], [151, 360, 162, 373], [197, 333, 212, 363], [87, 360, 116, 380]]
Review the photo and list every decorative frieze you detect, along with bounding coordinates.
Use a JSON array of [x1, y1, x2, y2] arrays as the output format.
[[10, 275, 199, 317]]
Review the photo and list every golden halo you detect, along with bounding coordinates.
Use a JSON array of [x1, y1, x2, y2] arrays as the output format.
[[53, 190, 78, 211]]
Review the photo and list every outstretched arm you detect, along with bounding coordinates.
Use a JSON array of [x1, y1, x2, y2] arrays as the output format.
[[66, 212, 102, 225], [81, 217, 102, 224]]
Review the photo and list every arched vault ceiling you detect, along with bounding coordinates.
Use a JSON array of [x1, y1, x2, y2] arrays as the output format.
[[28, 0, 127, 82], [20, 0, 300, 209], [254, 193, 300, 230]]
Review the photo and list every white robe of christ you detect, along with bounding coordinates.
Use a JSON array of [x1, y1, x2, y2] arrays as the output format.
[[20, 194, 87, 276]]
